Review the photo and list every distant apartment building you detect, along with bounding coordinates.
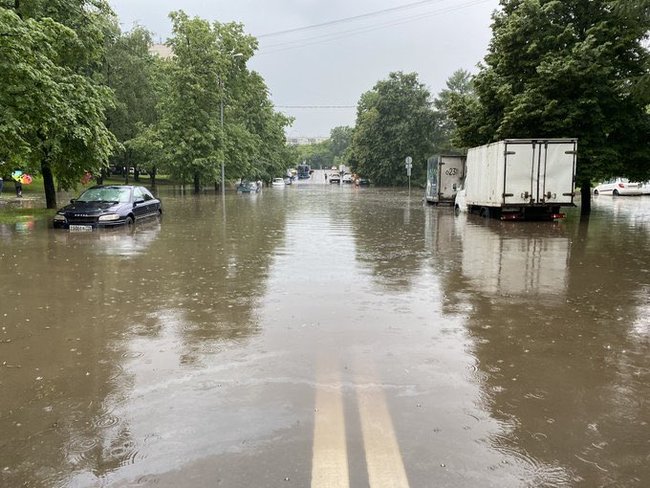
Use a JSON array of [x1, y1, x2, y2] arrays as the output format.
[[149, 43, 173, 59], [286, 136, 328, 146]]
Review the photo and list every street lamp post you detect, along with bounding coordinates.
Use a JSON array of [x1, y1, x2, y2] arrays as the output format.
[[220, 91, 225, 195]]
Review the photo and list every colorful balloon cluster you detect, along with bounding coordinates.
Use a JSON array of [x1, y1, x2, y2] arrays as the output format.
[[11, 171, 33, 185]]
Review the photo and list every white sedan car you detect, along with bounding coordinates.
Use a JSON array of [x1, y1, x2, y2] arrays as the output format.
[[593, 178, 643, 196]]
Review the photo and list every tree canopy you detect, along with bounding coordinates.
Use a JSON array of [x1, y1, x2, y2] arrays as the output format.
[[348, 72, 437, 186], [448, 0, 650, 210], [0, 1, 117, 207]]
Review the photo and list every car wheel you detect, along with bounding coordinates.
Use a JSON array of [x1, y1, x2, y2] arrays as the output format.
[[480, 207, 490, 219], [125, 215, 134, 227], [593, 189, 599, 195], [613, 189, 619, 196]]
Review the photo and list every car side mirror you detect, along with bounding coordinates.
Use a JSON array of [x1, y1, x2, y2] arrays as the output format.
[[133, 199, 145, 206], [70, 199, 76, 203]]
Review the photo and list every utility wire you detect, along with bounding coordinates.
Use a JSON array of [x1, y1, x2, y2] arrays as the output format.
[[274, 105, 356, 109], [257, 0, 447, 39], [258, 0, 493, 54]]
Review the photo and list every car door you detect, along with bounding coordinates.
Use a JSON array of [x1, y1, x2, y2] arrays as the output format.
[[132, 187, 148, 220], [141, 188, 159, 216]]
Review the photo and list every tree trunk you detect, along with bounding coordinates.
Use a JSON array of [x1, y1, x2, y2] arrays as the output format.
[[149, 166, 157, 188], [41, 158, 57, 209], [193, 173, 200, 194], [580, 180, 591, 216]]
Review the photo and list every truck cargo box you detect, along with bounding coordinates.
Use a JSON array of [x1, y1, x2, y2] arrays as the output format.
[[461, 139, 577, 220], [425, 154, 465, 204]]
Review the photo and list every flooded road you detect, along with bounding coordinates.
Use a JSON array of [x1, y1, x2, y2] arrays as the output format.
[[1, 185, 649, 487]]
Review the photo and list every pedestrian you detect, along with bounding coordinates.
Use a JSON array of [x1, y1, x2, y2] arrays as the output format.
[[324, 173, 328, 183], [15, 179, 22, 198], [0, 176, 3, 196]]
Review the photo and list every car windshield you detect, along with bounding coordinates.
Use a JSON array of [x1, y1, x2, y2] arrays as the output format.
[[77, 187, 131, 203]]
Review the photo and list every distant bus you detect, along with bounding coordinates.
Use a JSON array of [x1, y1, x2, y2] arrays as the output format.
[[297, 164, 311, 179]]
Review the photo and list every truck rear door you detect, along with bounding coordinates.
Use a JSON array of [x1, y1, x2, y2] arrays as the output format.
[[503, 140, 576, 205]]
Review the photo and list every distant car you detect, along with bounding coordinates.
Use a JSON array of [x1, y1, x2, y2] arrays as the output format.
[[272, 177, 286, 187], [593, 178, 643, 196], [342, 174, 353, 184], [237, 181, 260, 193], [356, 177, 370, 186], [329, 173, 341, 184], [53, 185, 162, 230]]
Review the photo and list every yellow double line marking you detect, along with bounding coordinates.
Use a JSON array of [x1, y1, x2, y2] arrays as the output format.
[[311, 360, 410, 488]]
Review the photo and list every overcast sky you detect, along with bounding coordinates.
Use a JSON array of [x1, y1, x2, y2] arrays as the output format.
[[108, 0, 500, 139]]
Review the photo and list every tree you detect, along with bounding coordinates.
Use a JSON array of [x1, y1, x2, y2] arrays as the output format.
[[103, 25, 160, 183], [329, 126, 353, 167], [0, 1, 117, 208], [449, 0, 650, 214], [432, 69, 474, 154], [348, 72, 437, 186]]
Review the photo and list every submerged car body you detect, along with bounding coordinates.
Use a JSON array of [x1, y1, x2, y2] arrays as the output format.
[[271, 178, 286, 187], [593, 178, 643, 196], [53, 185, 162, 230], [237, 181, 261, 193]]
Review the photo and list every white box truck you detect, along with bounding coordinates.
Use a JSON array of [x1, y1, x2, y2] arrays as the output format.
[[455, 139, 577, 220], [425, 154, 465, 205]]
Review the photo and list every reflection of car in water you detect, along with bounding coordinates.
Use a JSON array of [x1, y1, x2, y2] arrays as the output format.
[[593, 177, 643, 196], [53, 218, 162, 256], [53, 185, 162, 230]]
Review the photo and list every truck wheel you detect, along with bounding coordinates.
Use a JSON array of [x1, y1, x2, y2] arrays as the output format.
[[480, 207, 490, 219]]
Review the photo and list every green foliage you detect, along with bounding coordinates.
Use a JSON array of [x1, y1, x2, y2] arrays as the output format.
[[288, 126, 353, 171], [158, 11, 291, 189], [449, 0, 650, 185], [432, 69, 474, 154], [103, 25, 160, 176], [348, 72, 437, 185], [0, 1, 117, 207]]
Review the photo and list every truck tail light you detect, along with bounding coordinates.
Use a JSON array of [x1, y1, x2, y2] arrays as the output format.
[[551, 213, 566, 219]]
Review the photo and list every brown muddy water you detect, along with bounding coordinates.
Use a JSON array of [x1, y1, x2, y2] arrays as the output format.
[[0, 183, 648, 487]]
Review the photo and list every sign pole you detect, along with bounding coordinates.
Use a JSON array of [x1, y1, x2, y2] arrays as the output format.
[[405, 156, 412, 197]]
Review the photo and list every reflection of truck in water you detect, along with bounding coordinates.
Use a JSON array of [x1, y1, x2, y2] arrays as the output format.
[[455, 139, 577, 221], [458, 217, 570, 299], [425, 155, 465, 205], [297, 164, 311, 179]]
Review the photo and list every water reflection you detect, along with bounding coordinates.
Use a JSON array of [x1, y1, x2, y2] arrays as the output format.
[[0, 192, 288, 486], [1, 190, 649, 486], [438, 208, 650, 486], [458, 216, 570, 300], [347, 192, 427, 290]]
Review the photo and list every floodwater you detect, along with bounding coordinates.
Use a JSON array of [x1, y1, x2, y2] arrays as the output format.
[[0, 180, 648, 487]]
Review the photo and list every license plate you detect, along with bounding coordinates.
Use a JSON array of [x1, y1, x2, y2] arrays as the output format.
[[69, 225, 93, 232]]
